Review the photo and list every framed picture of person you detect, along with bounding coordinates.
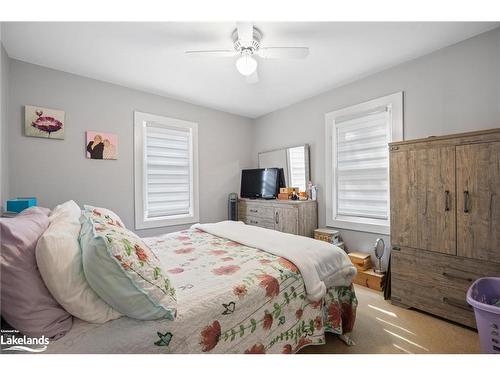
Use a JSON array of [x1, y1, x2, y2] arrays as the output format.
[[86, 131, 118, 160]]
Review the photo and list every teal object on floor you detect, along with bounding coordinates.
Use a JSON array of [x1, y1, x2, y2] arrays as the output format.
[[6, 197, 38, 213]]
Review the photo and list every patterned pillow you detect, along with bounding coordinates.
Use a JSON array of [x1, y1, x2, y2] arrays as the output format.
[[83, 205, 125, 228], [80, 208, 177, 320]]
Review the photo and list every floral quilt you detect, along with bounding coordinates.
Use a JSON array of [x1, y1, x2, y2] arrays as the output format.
[[45, 228, 357, 354]]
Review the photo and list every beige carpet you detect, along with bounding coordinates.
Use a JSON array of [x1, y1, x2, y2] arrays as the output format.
[[300, 285, 480, 354]]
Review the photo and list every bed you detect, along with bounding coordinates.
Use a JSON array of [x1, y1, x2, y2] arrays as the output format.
[[45, 226, 358, 354]]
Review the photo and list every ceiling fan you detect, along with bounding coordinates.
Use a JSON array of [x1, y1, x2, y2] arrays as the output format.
[[185, 22, 309, 84]]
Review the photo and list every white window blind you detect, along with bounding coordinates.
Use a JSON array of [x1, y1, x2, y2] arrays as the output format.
[[134, 112, 199, 229], [325, 92, 403, 235], [144, 124, 193, 219], [287, 146, 306, 192], [335, 110, 390, 220]]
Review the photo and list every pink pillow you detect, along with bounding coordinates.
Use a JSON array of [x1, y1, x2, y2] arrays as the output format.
[[1, 207, 72, 339]]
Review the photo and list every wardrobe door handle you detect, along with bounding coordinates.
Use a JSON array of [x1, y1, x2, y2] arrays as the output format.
[[442, 271, 473, 283], [463, 190, 470, 213], [444, 190, 450, 211], [275, 212, 279, 224]]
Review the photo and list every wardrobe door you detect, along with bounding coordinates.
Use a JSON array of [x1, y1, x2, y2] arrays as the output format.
[[456, 142, 500, 263], [414, 146, 456, 255], [390, 149, 417, 248]]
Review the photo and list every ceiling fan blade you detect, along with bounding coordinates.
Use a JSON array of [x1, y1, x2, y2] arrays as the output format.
[[245, 70, 259, 84], [257, 47, 309, 59], [185, 50, 237, 57], [236, 22, 254, 47]]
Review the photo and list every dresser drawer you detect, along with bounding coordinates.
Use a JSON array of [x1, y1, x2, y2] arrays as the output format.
[[241, 215, 275, 230], [238, 198, 318, 238], [239, 201, 274, 220]]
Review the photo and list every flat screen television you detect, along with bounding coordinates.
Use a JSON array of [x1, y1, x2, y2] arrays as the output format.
[[240, 168, 284, 199]]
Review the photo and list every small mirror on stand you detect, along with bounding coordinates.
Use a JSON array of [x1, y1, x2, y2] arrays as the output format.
[[373, 238, 385, 274]]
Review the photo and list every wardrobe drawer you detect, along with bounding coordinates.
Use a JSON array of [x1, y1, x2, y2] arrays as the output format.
[[393, 246, 500, 288], [239, 202, 274, 219], [391, 248, 500, 328], [391, 275, 476, 328], [241, 215, 275, 230]]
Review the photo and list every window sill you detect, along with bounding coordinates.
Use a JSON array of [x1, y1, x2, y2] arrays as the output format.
[[326, 218, 390, 235], [135, 214, 199, 230]]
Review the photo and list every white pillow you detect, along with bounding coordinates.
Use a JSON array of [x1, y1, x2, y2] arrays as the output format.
[[35, 200, 122, 323]]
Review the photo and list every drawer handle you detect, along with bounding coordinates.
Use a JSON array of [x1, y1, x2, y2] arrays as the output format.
[[249, 209, 258, 213], [442, 297, 473, 312], [392, 246, 401, 251], [275, 212, 279, 224], [442, 271, 473, 283], [463, 190, 470, 213], [249, 219, 258, 224], [444, 190, 450, 211]]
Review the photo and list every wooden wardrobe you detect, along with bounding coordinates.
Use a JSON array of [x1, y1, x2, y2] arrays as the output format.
[[389, 129, 500, 328]]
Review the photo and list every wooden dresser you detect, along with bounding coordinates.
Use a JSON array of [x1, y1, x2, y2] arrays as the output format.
[[389, 129, 500, 328], [238, 198, 318, 237]]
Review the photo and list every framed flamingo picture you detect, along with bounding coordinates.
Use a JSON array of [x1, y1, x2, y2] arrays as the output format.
[[25, 105, 65, 139]]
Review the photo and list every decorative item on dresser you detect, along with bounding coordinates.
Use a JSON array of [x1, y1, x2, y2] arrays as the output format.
[[238, 198, 317, 237], [389, 128, 500, 328]]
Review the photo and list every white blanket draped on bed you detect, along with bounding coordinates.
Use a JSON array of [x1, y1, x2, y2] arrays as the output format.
[[192, 221, 357, 301]]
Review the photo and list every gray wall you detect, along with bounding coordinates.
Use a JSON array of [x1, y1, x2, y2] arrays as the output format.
[[7, 59, 254, 236], [4, 27, 500, 262], [253, 27, 500, 267], [0, 40, 9, 211]]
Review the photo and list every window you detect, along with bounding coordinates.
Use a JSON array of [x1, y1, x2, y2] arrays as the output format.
[[325, 92, 403, 234], [134, 111, 199, 229]]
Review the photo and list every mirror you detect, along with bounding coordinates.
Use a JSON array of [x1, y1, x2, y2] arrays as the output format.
[[258, 144, 310, 192]]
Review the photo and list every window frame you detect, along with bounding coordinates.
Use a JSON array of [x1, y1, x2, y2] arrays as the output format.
[[325, 92, 403, 235], [134, 111, 199, 230]]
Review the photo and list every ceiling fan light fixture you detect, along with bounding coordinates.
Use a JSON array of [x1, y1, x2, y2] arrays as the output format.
[[236, 53, 257, 76]]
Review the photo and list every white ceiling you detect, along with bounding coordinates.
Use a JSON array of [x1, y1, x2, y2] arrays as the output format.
[[3, 22, 499, 118]]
